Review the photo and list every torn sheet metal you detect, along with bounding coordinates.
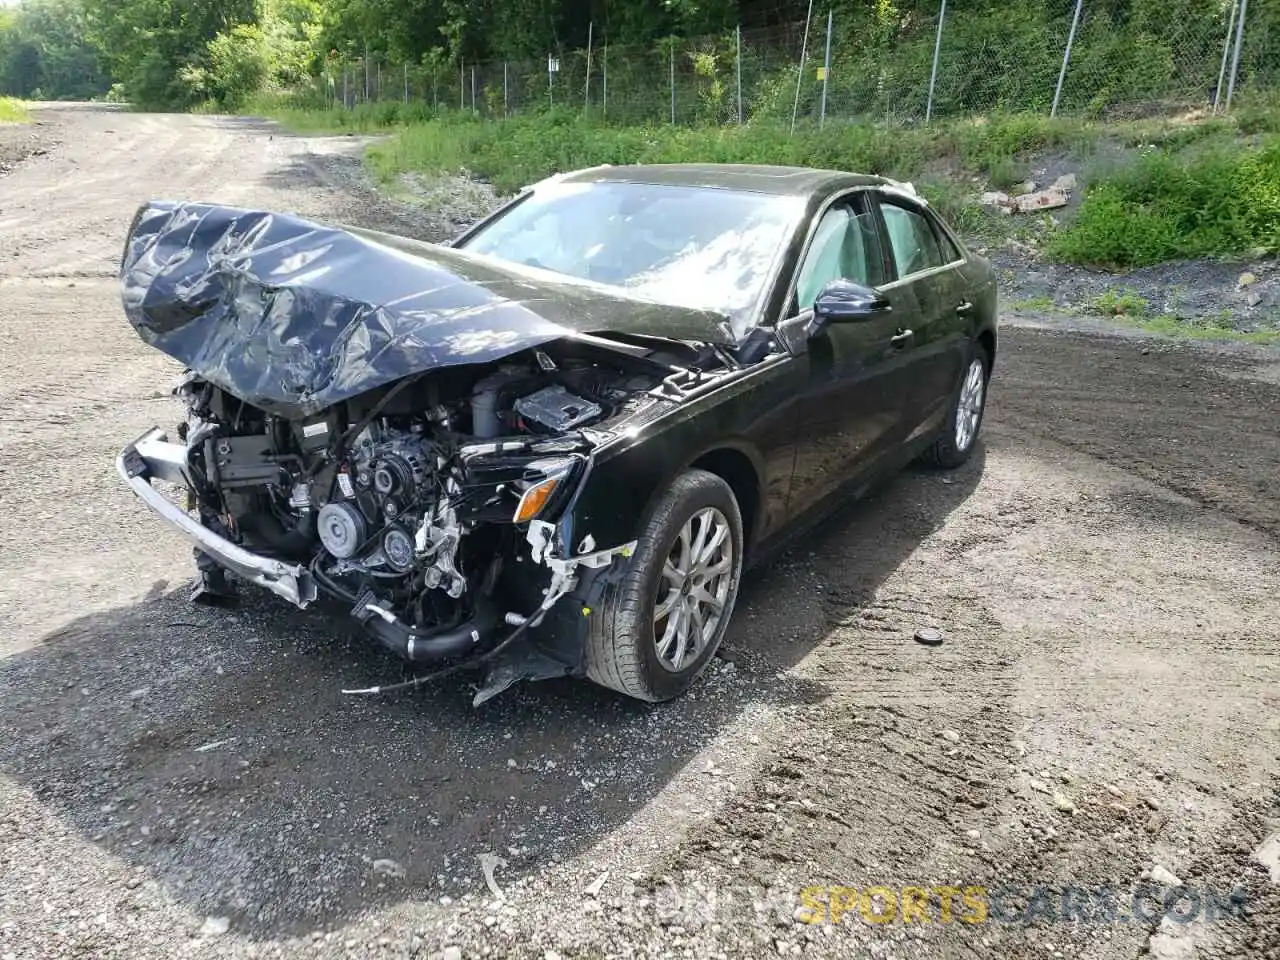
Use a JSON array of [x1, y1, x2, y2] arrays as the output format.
[[120, 201, 732, 419]]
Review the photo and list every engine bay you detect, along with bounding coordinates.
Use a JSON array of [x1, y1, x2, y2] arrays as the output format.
[[174, 341, 685, 659]]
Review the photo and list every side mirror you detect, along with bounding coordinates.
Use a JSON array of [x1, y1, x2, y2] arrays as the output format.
[[810, 279, 891, 332]]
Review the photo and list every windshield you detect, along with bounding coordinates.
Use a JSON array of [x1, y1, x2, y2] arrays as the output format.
[[457, 180, 802, 329]]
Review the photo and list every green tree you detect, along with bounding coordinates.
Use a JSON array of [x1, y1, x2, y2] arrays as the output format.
[[0, 0, 108, 100]]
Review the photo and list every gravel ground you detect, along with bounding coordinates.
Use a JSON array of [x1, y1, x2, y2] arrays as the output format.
[[990, 248, 1280, 334], [0, 110, 59, 177], [0, 104, 1277, 960]]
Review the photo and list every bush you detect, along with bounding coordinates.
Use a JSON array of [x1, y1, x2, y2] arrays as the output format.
[[0, 96, 29, 122], [1049, 138, 1280, 266], [206, 25, 270, 110]]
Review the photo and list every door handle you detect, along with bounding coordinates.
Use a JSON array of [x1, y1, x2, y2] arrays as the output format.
[[890, 329, 914, 347], [957, 301, 975, 316]]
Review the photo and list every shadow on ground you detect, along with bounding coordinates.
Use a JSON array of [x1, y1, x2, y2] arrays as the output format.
[[0, 451, 984, 939]]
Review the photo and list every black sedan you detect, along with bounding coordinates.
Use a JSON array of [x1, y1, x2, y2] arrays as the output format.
[[116, 163, 997, 704]]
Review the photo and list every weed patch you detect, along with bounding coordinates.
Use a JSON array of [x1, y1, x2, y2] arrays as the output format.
[[1049, 137, 1280, 267], [1092, 288, 1150, 316], [0, 97, 30, 124]]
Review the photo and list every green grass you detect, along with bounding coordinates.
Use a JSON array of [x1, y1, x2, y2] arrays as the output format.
[[1131, 313, 1280, 345], [1049, 136, 1280, 267], [241, 91, 442, 133], [252, 101, 1107, 195], [0, 97, 31, 124], [1092, 288, 1150, 316]]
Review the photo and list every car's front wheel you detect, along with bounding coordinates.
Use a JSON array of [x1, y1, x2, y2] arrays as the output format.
[[584, 469, 744, 702], [920, 343, 990, 469]]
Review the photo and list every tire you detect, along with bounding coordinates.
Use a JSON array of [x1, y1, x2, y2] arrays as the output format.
[[584, 469, 744, 703], [920, 343, 990, 469]]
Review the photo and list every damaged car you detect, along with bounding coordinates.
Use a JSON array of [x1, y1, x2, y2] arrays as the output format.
[[116, 163, 997, 704]]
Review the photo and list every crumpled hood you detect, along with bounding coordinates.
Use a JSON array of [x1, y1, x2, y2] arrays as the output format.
[[120, 201, 733, 418]]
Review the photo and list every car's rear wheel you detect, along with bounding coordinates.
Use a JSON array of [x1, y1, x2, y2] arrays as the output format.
[[584, 469, 743, 702], [920, 343, 990, 469]]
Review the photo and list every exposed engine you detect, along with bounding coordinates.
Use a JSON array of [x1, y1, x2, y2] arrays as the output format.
[[173, 344, 677, 662]]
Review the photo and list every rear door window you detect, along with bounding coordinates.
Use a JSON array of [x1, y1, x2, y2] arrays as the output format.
[[878, 200, 947, 279]]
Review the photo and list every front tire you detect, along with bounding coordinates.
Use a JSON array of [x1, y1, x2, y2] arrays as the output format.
[[584, 469, 744, 702], [920, 344, 990, 469]]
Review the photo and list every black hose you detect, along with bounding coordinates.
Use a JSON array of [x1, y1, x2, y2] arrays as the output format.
[[366, 602, 499, 662], [341, 616, 535, 696], [310, 558, 499, 662], [309, 557, 357, 602]]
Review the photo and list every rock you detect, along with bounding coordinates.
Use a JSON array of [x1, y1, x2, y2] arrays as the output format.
[[442, 948, 463, 960], [199, 917, 231, 938], [1149, 864, 1182, 887], [545, 952, 564, 960], [1238, 271, 1259, 287], [1026, 777, 1050, 795], [1245, 290, 1262, 307], [939, 729, 961, 744], [584, 872, 609, 897], [1253, 832, 1280, 884], [1012, 188, 1069, 214], [372, 859, 406, 879], [1052, 173, 1078, 192], [965, 829, 981, 840], [1052, 791, 1076, 814], [980, 190, 1010, 207], [914, 628, 944, 646]]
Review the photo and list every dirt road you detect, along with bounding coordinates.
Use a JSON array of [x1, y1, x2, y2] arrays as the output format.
[[0, 104, 1276, 960]]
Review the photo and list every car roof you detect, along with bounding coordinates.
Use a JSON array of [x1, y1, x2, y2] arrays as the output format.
[[552, 163, 891, 198]]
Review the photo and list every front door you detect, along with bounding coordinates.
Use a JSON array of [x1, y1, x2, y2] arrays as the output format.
[[783, 192, 922, 520]]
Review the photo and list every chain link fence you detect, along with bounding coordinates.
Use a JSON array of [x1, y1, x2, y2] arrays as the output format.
[[303, 1, 1275, 125]]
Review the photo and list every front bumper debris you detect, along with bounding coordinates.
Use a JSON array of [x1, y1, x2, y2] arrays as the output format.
[[116, 427, 317, 608]]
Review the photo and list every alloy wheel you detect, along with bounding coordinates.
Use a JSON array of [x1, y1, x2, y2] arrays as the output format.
[[954, 358, 986, 453], [653, 506, 734, 672]]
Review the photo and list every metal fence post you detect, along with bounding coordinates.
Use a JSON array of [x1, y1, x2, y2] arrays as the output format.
[[1225, 0, 1248, 111], [585, 22, 593, 112], [432, 68, 439, 111], [670, 41, 676, 124], [791, 0, 815, 134], [1214, 0, 1240, 112], [471, 66, 476, 113], [342, 65, 348, 109], [403, 63, 409, 103], [377, 59, 382, 101], [819, 10, 833, 128], [460, 61, 464, 110], [1051, 0, 1083, 119], [602, 43, 608, 118], [503, 61, 509, 116], [736, 25, 743, 123], [926, 0, 947, 124]]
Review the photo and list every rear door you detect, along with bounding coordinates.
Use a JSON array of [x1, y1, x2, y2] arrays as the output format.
[[872, 192, 970, 440], [782, 190, 921, 520]]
